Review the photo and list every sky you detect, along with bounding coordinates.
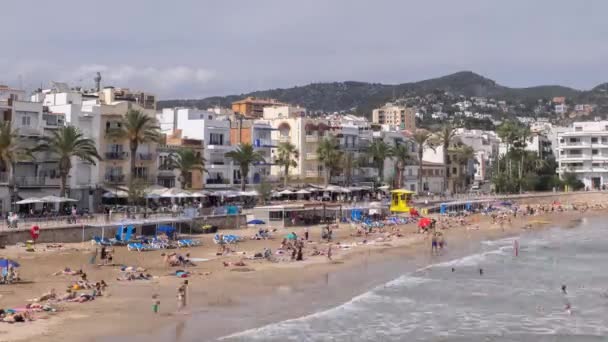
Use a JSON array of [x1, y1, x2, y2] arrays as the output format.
[[1, 0, 608, 99]]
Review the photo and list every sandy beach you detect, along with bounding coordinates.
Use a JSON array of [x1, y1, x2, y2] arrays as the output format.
[[0, 192, 605, 342]]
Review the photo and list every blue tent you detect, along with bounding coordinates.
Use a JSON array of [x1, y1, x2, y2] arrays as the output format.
[[351, 209, 362, 221], [440, 203, 448, 215], [157, 225, 176, 239]]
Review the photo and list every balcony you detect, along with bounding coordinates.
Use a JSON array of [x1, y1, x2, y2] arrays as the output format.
[[305, 170, 320, 178], [253, 139, 277, 148], [15, 176, 60, 187], [105, 152, 128, 160], [105, 174, 126, 183], [209, 163, 230, 170], [278, 136, 290, 143], [305, 135, 318, 143], [306, 153, 318, 160], [137, 152, 154, 161]]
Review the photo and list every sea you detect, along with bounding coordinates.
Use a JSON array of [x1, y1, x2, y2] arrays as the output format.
[[222, 217, 608, 342]]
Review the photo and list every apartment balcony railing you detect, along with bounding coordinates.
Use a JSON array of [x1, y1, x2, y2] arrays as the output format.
[[15, 176, 61, 187], [305, 170, 320, 178], [105, 174, 126, 183], [105, 152, 128, 160], [278, 136, 290, 143], [306, 153, 318, 160], [206, 178, 230, 185], [137, 152, 154, 161], [305, 135, 318, 143]]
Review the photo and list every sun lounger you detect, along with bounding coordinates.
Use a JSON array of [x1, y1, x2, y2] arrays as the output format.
[[92, 236, 113, 246], [177, 239, 201, 247], [127, 242, 157, 252]]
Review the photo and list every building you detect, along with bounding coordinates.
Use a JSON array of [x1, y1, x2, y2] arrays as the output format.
[[371, 103, 416, 131], [552, 97, 566, 104], [173, 108, 235, 188], [230, 119, 275, 184], [156, 131, 204, 189], [36, 81, 159, 210], [556, 121, 608, 189], [555, 104, 568, 114], [231, 97, 285, 119], [454, 129, 500, 182]]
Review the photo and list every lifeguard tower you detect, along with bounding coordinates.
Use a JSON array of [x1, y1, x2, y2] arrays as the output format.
[[389, 189, 416, 214]]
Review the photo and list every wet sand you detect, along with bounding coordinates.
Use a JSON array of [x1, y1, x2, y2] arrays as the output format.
[[0, 192, 604, 342]]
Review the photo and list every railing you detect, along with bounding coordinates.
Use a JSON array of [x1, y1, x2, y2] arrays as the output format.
[[206, 178, 230, 185], [278, 136, 290, 143], [105, 152, 128, 160], [305, 135, 318, 143], [306, 153, 318, 160], [137, 153, 154, 160], [15, 176, 61, 187], [306, 170, 319, 178], [105, 174, 126, 183]]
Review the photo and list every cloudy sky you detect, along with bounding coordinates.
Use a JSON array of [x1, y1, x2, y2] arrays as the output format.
[[2, 0, 607, 99]]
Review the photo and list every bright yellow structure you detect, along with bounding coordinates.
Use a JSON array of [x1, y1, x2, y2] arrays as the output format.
[[389, 189, 416, 213]]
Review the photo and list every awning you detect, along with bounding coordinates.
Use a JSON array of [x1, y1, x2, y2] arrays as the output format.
[[295, 189, 311, 195], [102, 189, 129, 198]]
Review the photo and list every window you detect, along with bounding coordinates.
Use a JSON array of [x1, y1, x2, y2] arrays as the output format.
[[593, 149, 599, 155], [407, 169, 412, 176], [134, 167, 148, 178], [575, 126, 582, 131], [452, 167, 458, 174], [592, 138, 598, 143], [409, 184, 416, 191], [269, 211, 283, 221], [21, 116, 31, 126], [570, 149, 582, 155], [569, 138, 580, 143], [109, 144, 123, 153], [209, 133, 224, 145]]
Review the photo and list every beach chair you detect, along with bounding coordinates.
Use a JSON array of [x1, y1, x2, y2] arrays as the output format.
[[92, 236, 113, 246], [127, 242, 152, 252]]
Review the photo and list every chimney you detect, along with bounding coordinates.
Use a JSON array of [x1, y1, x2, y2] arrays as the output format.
[[94, 72, 102, 92]]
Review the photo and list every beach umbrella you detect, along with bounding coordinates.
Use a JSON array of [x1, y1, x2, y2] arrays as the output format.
[[14, 197, 42, 204], [294, 189, 311, 195], [278, 189, 293, 195], [0, 258, 20, 268], [247, 219, 266, 225]]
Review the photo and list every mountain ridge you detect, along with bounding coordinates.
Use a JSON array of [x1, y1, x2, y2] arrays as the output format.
[[158, 71, 604, 116]]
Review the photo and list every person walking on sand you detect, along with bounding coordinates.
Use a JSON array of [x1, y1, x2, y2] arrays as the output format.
[[327, 244, 333, 261], [177, 280, 188, 311], [304, 227, 309, 241]]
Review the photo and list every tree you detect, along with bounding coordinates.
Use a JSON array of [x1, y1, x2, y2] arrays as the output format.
[[275, 142, 298, 187], [435, 124, 458, 192], [225, 143, 264, 191], [108, 109, 160, 181], [256, 176, 272, 205], [317, 137, 342, 187], [341, 152, 357, 187], [392, 142, 414, 188], [37, 126, 101, 197], [169, 149, 206, 189], [412, 129, 436, 193], [450, 144, 476, 192], [366, 139, 393, 183], [0, 122, 31, 208]]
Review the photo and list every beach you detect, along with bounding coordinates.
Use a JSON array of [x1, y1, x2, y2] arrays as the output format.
[[0, 192, 605, 342]]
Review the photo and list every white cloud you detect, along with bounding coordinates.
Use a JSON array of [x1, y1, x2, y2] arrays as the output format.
[[0, 60, 216, 98]]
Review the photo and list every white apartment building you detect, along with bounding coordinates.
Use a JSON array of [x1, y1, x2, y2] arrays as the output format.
[[37, 82, 158, 210], [454, 128, 500, 182], [174, 108, 235, 188], [371, 103, 416, 131], [557, 121, 608, 189]]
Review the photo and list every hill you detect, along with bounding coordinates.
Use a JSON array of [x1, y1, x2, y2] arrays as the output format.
[[158, 71, 601, 116]]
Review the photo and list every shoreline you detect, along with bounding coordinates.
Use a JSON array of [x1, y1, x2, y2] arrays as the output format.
[[0, 192, 602, 342]]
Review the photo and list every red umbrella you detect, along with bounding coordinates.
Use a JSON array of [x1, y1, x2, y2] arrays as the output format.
[[418, 217, 431, 228]]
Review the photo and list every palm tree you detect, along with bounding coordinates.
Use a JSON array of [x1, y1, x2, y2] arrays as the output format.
[[412, 129, 435, 193], [108, 109, 160, 181], [341, 152, 357, 187], [275, 142, 298, 187], [169, 149, 207, 189], [450, 144, 476, 192], [317, 137, 342, 187], [37, 126, 101, 197], [0, 122, 31, 208], [225, 143, 264, 191], [436, 124, 458, 192], [367, 139, 393, 183], [392, 142, 414, 188]]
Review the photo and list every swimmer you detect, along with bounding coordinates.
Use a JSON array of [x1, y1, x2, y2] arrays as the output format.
[[451, 267, 455, 272], [479, 268, 483, 276], [561, 284, 567, 294], [565, 303, 572, 315]]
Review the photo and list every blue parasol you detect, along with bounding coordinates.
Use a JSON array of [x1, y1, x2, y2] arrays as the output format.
[[247, 219, 266, 225], [0, 258, 20, 268]]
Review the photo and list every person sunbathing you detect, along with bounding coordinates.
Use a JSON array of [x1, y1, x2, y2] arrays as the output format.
[[29, 288, 56, 303], [59, 289, 77, 301], [52, 267, 83, 276], [68, 293, 95, 303]]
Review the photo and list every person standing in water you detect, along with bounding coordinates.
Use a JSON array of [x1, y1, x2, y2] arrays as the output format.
[[562, 284, 567, 295]]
